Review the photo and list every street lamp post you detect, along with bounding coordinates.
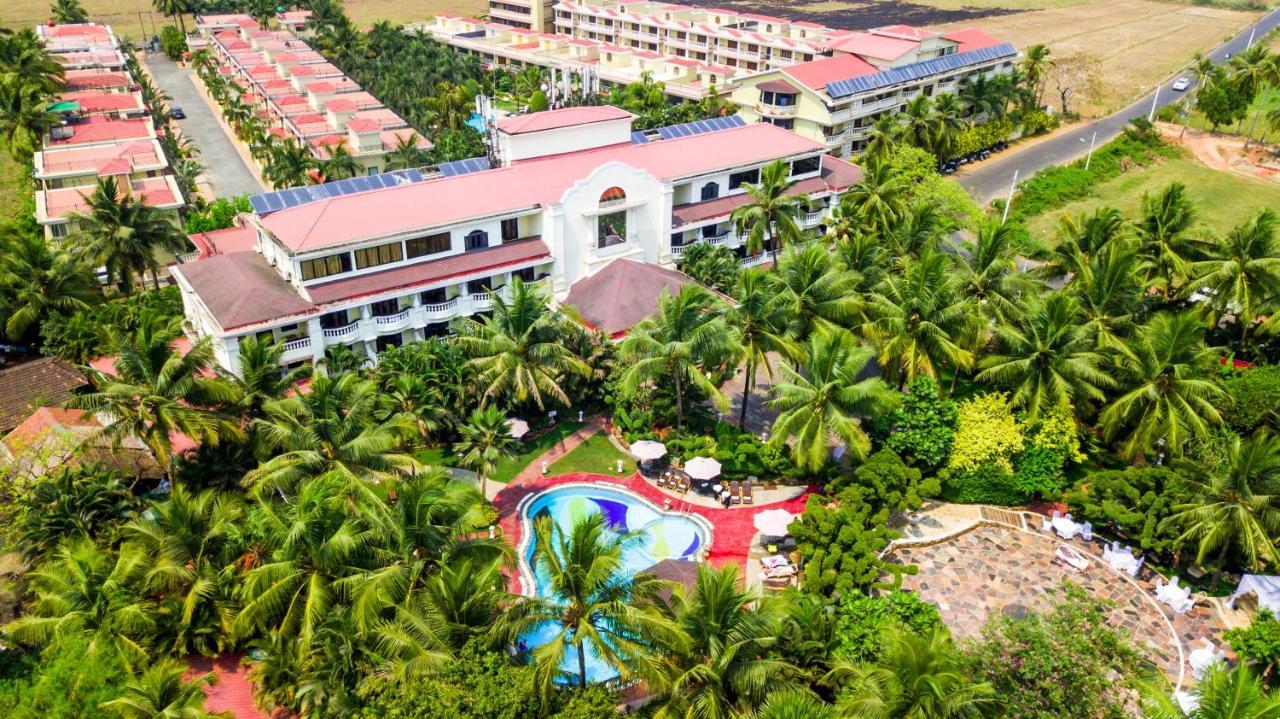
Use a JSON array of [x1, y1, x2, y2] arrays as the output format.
[[1080, 130, 1097, 171], [1148, 84, 1160, 122], [1001, 169, 1019, 225]]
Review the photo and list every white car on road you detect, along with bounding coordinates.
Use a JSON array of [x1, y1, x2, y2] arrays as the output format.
[[1172, 77, 1191, 91]]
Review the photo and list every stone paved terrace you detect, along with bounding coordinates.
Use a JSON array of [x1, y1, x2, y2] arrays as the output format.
[[885, 520, 1231, 690]]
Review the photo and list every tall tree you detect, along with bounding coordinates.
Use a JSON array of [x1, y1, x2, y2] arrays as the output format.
[[263, 138, 316, 189], [841, 157, 908, 235], [50, 0, 89, 24], [452, 406, 518, 499], [1136, 182, 1211, 298], [230, 335, 310, 426], [0, 230, 98, 341], [1022, 43, 1051, 106], [71, 176, 190, 295], [153, 0, 190, 35], [867, 251, 976, 388], [832, 627, 996, 719], [954, 216, 1040, 330], [1193, 209, 1280, 346], [729, 268, 799, 428], [769, 242, 863, 341], [316, 140, 360, 182], [0, 73, 57, 160], [731, 159, 805, 260]]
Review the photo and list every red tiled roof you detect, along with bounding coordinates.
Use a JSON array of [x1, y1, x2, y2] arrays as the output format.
[[346, 118, 380, 133], [2, 406, 98, 456], [781, 54, 877, 91], [188, 224, 258, 259], [757, 79, 799, 94], [874, 24, 937, 41], [564, 259, 694, 337], [497, 105, 633, 135], [943, 28, 1003, 53], [64, 69, 131, 90], [0, 358, 87, 433], [825, 32, 918, 61], [47, 116, 152, 147], [62, 90, 144, 113]]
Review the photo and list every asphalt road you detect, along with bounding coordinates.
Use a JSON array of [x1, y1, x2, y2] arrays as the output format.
[[145, 53, 264, 199], [958, 7, 1280, 203]]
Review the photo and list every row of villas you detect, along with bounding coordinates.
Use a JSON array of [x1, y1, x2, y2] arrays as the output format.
[[32, 23, 185, 240], [192, 13, 429, 176], [172, 106, 862, 376], [424, 0, 1017, 157]]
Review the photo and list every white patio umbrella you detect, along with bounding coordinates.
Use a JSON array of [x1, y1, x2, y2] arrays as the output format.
[[506, 417, 530, 439], [753, 509, 796, 537], [629, 440, 667, 462], [684, 456, 722, 481]]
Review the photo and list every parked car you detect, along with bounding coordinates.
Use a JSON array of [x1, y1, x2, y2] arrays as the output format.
[[171, 105, 186, 119], [1172, 77, 1191, 92]]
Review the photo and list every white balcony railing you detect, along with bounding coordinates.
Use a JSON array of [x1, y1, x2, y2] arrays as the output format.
[[755, 102, 797, 117], [470, 292, 493, 309], [421, 298, 458, 317], [741, 253, 771, 267], [322, 322, 359, 339], [374, 308, 411, 325], [830, 107, 853, 123], [804, 212, 822, 225], [282, 336, 311, 353]]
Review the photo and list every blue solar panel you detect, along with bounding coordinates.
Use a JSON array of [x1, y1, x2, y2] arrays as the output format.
[[630, 131, 650, 144], [652, 114, 745, 141], [247, 168, 432, 215], [437, 156, 491, 177], [826, 43, 1017, 99]]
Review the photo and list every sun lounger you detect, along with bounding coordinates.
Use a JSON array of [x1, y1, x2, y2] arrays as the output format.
[[742, 481, 754, 505], [1054, 544, 1089, 572], [675, 475, 691, 494], [730, 481, 742, 504]]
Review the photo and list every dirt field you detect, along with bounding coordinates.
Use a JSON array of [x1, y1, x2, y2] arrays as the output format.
[[1, 0, 485, 41]]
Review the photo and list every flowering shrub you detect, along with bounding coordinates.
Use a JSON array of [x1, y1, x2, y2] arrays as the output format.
[[947, 393, 1024, 474]]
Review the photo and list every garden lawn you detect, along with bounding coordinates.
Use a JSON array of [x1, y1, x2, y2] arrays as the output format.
[[415, 421, 580, 485], [0, 153, 24, 225], [1022, 155, 1280, 243], [547, 433, 635, 477]]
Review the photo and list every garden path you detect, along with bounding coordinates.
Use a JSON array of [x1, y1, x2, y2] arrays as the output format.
[[506, 416, 605, 488]]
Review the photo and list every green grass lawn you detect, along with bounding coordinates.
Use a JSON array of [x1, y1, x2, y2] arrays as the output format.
[[547, 433, 635, 477], [1022, 154, 1280, 244], [415, 421, 580, 485], [1173, 87, 1280, 136], [0, 153, 28, 226]]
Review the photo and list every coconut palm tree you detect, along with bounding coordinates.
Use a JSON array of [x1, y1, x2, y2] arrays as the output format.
[[100, 659, 221, 718], [830, 627, 996, 719], [0, 230, 98, 340], [1072, 240, 1147, 352], [1192, 209, 1280, 346], [841, 157, 908, 235], [497, 513, 679, 697], [263, 138, 316, 189], [1165, 431, 1280, 574], [931, 93, 966, 160], [1144, 663, 1280, 719], [953, 216, 1040, 331], [153, 0, 190, 35], [959, 74, 1007, 120], [2, 539, 158, 669], [648, 564, 799, 717], [885, 202, 952, 260], [729, 268, 800, 428], [1040, 207, 1131, 281], [731, 159, 806, 260], [67, 311, 242, 478], [50, 0, 89, 24], [453, 275, 589, 410], [759, 691, 837, 719], [0, 29, 66, 96], [768, 327, 896, 471], [123, 486, 244, 656], [867, 251, 976, 388], [770, 242, 863, 341], [1136, 182, 1212, 298], [385, 132, 428, 170], [898, 95, 940, 154], [1022, 44, 1051, 106], [230, 335, 310, 427], [453, 406, 518, 499], [618, 284, 733, 430], [863, 115, 901, 161], [0, 73, 58, 160], [71, 176, 190, 294], [246, 369, 421, 501], [976, 294, 1114, 420], [382, 373, 449, 446], [1100, 311, 1225, 460], [317, 140, 360, 182]]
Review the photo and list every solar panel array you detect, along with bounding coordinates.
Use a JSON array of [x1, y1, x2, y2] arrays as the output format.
[[651, 114, 745, 141], [826, 43, 1018, 99], [630, 131, 650, 145], [437, 156, 491, 177], [248, 169, 426, 215]]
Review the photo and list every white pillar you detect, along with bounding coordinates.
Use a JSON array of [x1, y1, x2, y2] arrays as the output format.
[[306, 317, 324, 364]]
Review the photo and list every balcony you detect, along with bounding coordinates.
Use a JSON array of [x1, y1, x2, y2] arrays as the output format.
[[664, 36, 708, 52], [322, 322, 359, 340], [741, 253, 771, 267], [373, 308, 412, 332], [421, 297, 459, 320], [470, 291, 493, 310], [803, 211, 823, 227], [824, 130, 849, 146], [620, 27, 659, 41], [279, 336, 313, 361], [489, 7, 533, 23], [755, 102, 797, 118], [830, 107, 853, 123], [715, 45, 762, 62], [578, 20, 615, 34]]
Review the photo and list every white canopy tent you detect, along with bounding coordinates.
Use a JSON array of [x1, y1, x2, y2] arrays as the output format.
[[1229, 574, 1280, 614], [506, 418, 530, 439], [684, 457, 722, 481], [629, 440, 667, 462]]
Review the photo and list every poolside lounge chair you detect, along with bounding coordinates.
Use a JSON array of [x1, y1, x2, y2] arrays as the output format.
[[1054, 544, 1090, 572], [742, 481, 754, 505], [675, 475, 691, 494], [729, 481, 742, 504]]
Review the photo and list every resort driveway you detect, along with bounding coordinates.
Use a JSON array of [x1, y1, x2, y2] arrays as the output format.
[[144, 53, 264, 199]]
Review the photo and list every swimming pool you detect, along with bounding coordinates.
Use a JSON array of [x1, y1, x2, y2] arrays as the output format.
[[516, 483, 712, 683]]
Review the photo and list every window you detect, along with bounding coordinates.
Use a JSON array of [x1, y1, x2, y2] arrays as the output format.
[[366, 166, 378, 176], [701, 223, 721, 239], [50, 222, 70, 239], [464, 229, 488, 252], [501, 217, 520, 241], [513, 266, 535, 282], [406, 232, 451, 259], [467, 278, 491, 294], [422, 322, 450, 339], [791, 155, 821, 176], [599, 186, 626, 206], [354, 241, 404, 270], [761, 90, 796, 107], [700, 182, 719, 201], [375, 334, 402, 353], [300, 252, 352, 281], [598, 211, 626, 249], [728, 168, 759, 190], [767, 118, 794, 130], [370, 298, 400, 317], [420, 287, 447, 305], [319, 310, 350, 329]]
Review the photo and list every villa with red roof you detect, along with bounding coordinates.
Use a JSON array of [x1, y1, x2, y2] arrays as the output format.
[[171, 106, 861, 375], [734, 25, 1015, 157]]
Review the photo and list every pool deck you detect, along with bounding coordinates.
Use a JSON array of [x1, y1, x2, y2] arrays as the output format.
[[492, 472, 813, 593]]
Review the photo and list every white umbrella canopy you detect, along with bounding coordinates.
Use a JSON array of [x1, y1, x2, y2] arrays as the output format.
[[506, 418, 530, 439], [684, 456, 722, 481], [629, 440, 667, 462], [754, 509, 796, 537]]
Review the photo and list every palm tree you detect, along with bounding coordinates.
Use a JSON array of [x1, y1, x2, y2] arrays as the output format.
[[1193, 209, 1280, 346], [497, 513, 679, 697], [247, 369, 421, 501], [263, 138, 316, 189], [768, 327, 896, 471], [618, 284, 733, 430], [1143, 663, 1280, 719], [758, 691, 836, 719], [863, 115, 901, 161], [1041, 207, 1131, 280], [383, 373, 449, 446], [385, 132, 428, 170], [931, 93, 966, 160], [867, 251, 976, 388], [0, 230, 98, 340], [317, 140, 360, 182], [831, 627, 996, 719], [0, 73, 57, 160], [898, 95, 940, 154], [976, 294, 1114, 420], [731, 159, 805, 260], [0, 30, 66, 96], [230, 335, 309, 426], [453, 276, 589, 410], [649, 564, 798, 717], [841, 157, 908, 235], [2, 539, 158, 669], [124, 486, 243, 655], [1099, 312, 1225, 460], [50, 0, 89, 24], [153, 0, 190, 35], [885, 202, 952, 259], [1165, 432, 1280, 574], [100, 660, 221, 718], [954, 216, 1040, 330], [1022, 44, 1051, 106], [71, 176, 190, 294], [423, 81, 472, 133], [959, 74, 1007, 119], [67, 311, 242, 478], [1136, 182, 1212, 298], [453, 406, 518, 499], [1072, 240, 1146, 351], [729, 268, 799, 428]]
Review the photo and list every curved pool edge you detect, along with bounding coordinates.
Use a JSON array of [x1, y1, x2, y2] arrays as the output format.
[[513, 480, 716, 597]]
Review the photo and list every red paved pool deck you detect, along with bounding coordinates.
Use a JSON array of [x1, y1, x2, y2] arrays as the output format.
[[184, 654, 272, 719], [493, 472, 813, 593]]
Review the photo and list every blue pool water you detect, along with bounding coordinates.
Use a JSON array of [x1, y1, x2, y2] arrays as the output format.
[[519, 484, 710, 683]]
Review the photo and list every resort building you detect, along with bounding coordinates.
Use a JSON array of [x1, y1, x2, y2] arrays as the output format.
[[197, 19, 429, 176], [733, 26, 1017, 156], [33, 23, 184, 240], [171, 106, 861, 375]]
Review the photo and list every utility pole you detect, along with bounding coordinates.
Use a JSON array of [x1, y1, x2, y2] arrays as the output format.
[[1247, 27, 1256, 49], [1148, 84, 1160, 122], [1001, 169, 1019, 226], [1081, 130, 1097, 171]]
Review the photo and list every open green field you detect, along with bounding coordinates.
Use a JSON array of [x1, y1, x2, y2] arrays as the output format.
[[547, 433, 635, 477], [1173, 87, 1280, 135], [1023, 154, 1280, 243], [415, 421, 578, 485]]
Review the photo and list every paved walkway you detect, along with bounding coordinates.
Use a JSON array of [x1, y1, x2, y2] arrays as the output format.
[[507, 417, 606, 487], [143, 53, 263, 198], [184, 654, 267, 719]]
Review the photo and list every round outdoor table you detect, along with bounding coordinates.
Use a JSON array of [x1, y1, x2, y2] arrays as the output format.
[[713, 484, 724, 493]]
